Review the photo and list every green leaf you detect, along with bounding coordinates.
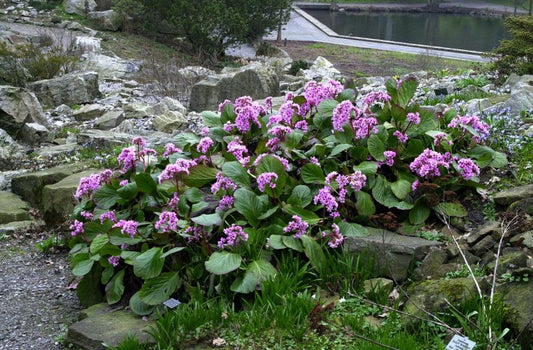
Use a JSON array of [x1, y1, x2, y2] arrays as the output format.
[[287, 185, 313, 208], [282, 236, 304, 252], [101, 266, 114, 285], [336, 89, 356, 102], [258, 206, 278, 220], [398, 78, 417, 108], [129, 291, 155, 316], [135, 173, 157, 194], [268, 235, 286, 250], [410, 200, 431, 225], [174, 132, 199, 149], [140, 272, 180, 305], [338, 222, 368, 237], [391, 179, 411, 200], [434, 202, 467, 217], [300, 235, 326, 270], [106, 269, 125, 305], [402, 139, 424, 159], [71, 253, 94, 276], [183, 166, 219, 188], [367, 134, 385, 161], [353, 161, 379, 176], [90, 234, 109, 254], [317, 99, 339, 117], [283, 204, 321, 225], [77, 265, 104, 307], [161, 247, 186, 258], [205, 251, 242, 275], [202, 111, 222, 127], [117, 182, 138, 200], [191, 213, 222, 227], [93, 185, 120, 209], [222, 161, 250, 188], [133, 247, 164, 280], [330, 144, 352, 157], [109, 235, 142, 246], [355, 191, 376, 216], [184, 188, 204, 203], [234, 188, 266, 227], [231, 260, 277, 294], [301, 164, 325, 184], [372, 175, 413, 210]]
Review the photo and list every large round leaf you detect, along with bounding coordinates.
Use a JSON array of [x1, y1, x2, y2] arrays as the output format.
[[230, 260, 277, 294], [140, 272, 180, 305], [133, 247, 164, 279], [106, 269, 125, 305], [205, 251, 242, 275]]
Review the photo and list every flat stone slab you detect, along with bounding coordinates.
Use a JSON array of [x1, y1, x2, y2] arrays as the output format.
[[66, 303, 154, 350], [11, 163, 84, 209], [0, 191, 31, 224], [344, 227, 442, 281], [493, 184, 533, 205], [0, 219, 45, 234]]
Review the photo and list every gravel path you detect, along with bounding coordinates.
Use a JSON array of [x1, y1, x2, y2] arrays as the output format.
[[0, 236, 81, 350]]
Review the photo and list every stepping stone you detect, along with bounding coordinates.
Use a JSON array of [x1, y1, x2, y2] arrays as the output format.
[[41, 169, 100, 227], [344, 227, 442, 281], [0, 191, 31, 224], [11, 164, 84, 209], [66, 303, 154, 350]]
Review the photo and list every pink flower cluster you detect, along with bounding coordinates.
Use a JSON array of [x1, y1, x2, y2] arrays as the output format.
[[352, 116, 379, 140], [220, 96, 266, 134], [158, 158, 197, 183], [322, 223, 344, 248], [362, 90, 391, 108], [332, 100, 358, 131], [155, 211, 179, 232], [117, 147, 136, 173], [211, 172, 238, 194], [283, 215, 309, 238], [303, 80, 343, 110], [448, 114, 490, 142], [163, 143, 182, 157], [69, 220, 84, 236], [433, 132, 452, 146], [406, 112, 420, 125], [383, 151, 396, 167], [113, 220, 138, 238], [348, 171, 367, 192], [457, 158, 480, 180], [197, 137, 214, 154], [314, 186, 339, 218], [75, 169, 113, 199], [108, 256, 120, 267], [217, 195, 234, 211], [186, 226, 209, 243], [409, 149, 451, 178], [218, 224, 248, 248], [99, 211, 117, 224], [257, 172, 278, 192], [227, 138, 250, 166], [394, 130, 409, 144]]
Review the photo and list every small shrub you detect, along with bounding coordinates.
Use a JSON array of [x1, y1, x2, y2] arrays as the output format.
[[455, 76, 490, 89], [491, 15, 533, 77], [255, 41, 281, 57], [68, 77, 506, 315], [289, 59, 310, 75]]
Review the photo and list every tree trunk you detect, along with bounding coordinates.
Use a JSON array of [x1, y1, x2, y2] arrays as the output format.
[[277, 7, 283, 42]]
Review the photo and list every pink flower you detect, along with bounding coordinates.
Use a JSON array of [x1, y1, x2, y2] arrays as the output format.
[[168, 193, 180, 209], [211, 172, 237, 194], [218, 99, 232, 112], [133, 136, 146, 149], [409, 149, 450, 178], [257, 172, 278, 192], [108, 256, 120, 267], [69, 220, 84, 236], [119, 179, 129, 186], [362, 91, 391, 107], [155, 211, 178, 232], [384, 150, 396, 167], [81, 211, 94, 220], [113, 220, 138, 238], [117, 148, 136, 174], [218, 224, 248, 248], [325, 223, 344, 248], [158, 158, 197, 183], [283, 215, 308, 238], [197, 137, 214, 154], [294, 120, 308, 132], [348, 171, 366, 192], [332, 100, 355, 131], [163, 143, 182, 157], [457, 158, 480, 180], [227, 138, 250, 167], [100, 211, 117, 224], [394, 130, 409, 143], [75, 170, 114, 199], [411, 180, 419, 191], [448, 115, 490, 142], [314, 186, 338, 213], [217, 195, 234, 211], [351, 116, 378, 139], [407, 112, 420, 125]]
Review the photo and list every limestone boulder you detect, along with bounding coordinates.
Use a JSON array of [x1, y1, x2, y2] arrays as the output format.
[[493, 184, 533, 205], [80, 54, 141, 80], [28, 72, 100, 108], [20, 122, 49, 145], [152, 110, 186, 133], [189, 61, 279, 112], [66, 304, 154, 350], [11, 164, 84, 209], [343, 227, 442, 281], [94, 110, 125, 130], [72, 103, 108, 121], [301, 56, 342, 82], [0, 129, 24, 170], [0, 191, 31, 224], [88, 10, 119, 31], [41, 169, 99, 226], [64, 0, 97, 16], [0, 85, 47, 139], [500, 280, 533, 348]]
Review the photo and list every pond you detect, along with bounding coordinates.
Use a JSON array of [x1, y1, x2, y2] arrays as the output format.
[[305, 10, 508, 52]]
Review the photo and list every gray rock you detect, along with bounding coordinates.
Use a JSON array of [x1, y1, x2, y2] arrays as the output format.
[[88, 10, 118, 31], [412, 248, 458, 281], [76, 130, 132, 148], [363, 278, 394, 296], [0, 85, 47, 139], [72, 103, 107, 121], [20, 122, 49, 144], [301, 56, 342, 82], [0, 191, 31, 224], [152, 110, 186, 133], [343, 227, 442, 281], [11, 163, 84, 209], [80, 53, 141, 80], [499, 280, 533, 348], [28, 71, 100, 108], [74, 36, 101, 54], [510, 231, 533, 249], [0, 129, 24, 170], [470, 235, 496, 256], [0, 219, 44, 234], [41, 169, 99, 226], [486, 250, 528, 275], [94, 110, 125, 130], [493, 184, 533, 205], [466, 221, 500, 246], [63, 0, 96, 16], [66, 304, 154, 350], [123, 101, 149, 118], [189, 61, 279, 112]]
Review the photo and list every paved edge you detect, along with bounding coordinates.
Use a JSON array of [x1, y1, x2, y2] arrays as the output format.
[[292, 5, 488, 61]]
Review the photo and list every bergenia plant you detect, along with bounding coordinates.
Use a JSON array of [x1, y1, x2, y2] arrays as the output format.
[[68, 77, 506, 314]]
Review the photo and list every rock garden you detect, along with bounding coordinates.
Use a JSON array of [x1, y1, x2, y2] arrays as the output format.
[[1, 1, 533, 349]]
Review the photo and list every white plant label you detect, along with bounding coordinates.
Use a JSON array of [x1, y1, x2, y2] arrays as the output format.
[[163, 298, 181, 309], [445, 335, 476, 350]]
